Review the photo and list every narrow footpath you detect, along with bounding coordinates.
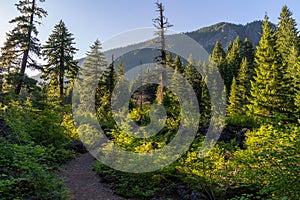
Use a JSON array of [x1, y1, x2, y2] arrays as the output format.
[[59, 153, 125, 200]]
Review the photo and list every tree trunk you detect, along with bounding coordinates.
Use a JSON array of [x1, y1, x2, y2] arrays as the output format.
[[59, 72, 64, 102], [157, 3, 167, 105], [15, 0, 36, 95]]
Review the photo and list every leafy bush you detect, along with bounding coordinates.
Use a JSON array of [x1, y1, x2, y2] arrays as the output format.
[[0, 97, 75, 199], [93, 162, 181, 199], [0, 141, 69, 199], [226, 115, 256, 128], [226, 125, 300, 199]]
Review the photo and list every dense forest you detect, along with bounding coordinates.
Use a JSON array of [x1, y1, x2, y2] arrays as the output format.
[[0, 0, 299, 200]]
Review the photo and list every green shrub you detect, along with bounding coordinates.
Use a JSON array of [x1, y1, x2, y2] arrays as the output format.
[[93, 162, 182, 199], [227, 125, 300, 199], [226, 115, 256, 128], [0, 98, 75, 199], [0, 141, 69, 199]]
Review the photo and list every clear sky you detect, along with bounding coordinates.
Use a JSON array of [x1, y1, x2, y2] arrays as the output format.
[[0, 0, 299, 61]]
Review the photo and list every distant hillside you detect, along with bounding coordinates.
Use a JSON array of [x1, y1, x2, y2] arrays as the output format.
[[32, 20, 268, 81], [100, 21, 265, 71], [185, 21, 264, 53]]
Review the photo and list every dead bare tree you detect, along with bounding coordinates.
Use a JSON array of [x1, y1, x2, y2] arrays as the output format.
[[153, 1, 173, 105]]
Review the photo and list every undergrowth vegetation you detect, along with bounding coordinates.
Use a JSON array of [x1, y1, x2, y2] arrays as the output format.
[[0, 95, 76, 199]]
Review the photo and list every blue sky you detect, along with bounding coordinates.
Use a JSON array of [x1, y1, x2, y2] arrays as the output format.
[[0, 0, 299, 60]]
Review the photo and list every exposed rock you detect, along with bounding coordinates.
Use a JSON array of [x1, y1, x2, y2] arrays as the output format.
[[0, 119, 11, 138], [150, 198, 167, 200], [176, 185, 191, 199], [235, 128, 250, 149], [218, 126, 250, 147], [68, 140, 87, 153], [190, 190, 205, 200], [101, 174, 118, 184]]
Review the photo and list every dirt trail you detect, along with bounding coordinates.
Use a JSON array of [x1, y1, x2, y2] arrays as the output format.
[[59, 153, 125, 200]]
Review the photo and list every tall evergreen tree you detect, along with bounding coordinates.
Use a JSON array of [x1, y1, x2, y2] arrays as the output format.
[[0, 44, 19, 75], [185, 55, 203, 103], [0, 43, 21, 93], [242, 38, 255, 65], [198, 62, 212, 118], [227, 78, 238, 116], [248, 15, 289, 122], [170, 54, 186, 108], [114, 60, 130, 107], [0, 0, 47, 95], [211, 41, 226, 66], [174, 55, 184, 74], [116, 61, 125, 77], [225, 36, 243, 93], [166, 51, 174, 69], [227, 58, 252, 116], [295, 63, 300, 119], [226, 41, 233, 53], [242, 38, 255, 79], [276, 6, 300, 120], [78, 39, 107, 112], [276, 6, 299, 61], [104, 57, 117, 94], [42, 20, 78, 102], [96, 56, 117, 127], [210, 41, 226, 87], [288, 46, 300, 119], [97, 56, 117, 104]]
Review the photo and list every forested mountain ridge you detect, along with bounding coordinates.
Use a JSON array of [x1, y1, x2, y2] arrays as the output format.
[[30, 20, 266, 81], [69, 20, 266, 74], [186, 20, 267, 52]]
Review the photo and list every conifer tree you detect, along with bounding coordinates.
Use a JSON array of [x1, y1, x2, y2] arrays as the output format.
[[276, 6, 299, 62], [42, 20, 78, 102], [210, 41, 226, 86], [276, 6, 300, 120], [96, 56, 118, 127], [225, 36, 243, 93], [288, 46, 300, 118], [103, 57, 117, 94], [237, 58, 252, 99], [227, 78, 238, 116], [174, 55, 184, 74], [199, 62, 212, 118], [166, 51, 174, 69], [248, 15, 289, 122], [114, 60, 130, 109], [97, 56, 117, 106], [242, 38, 255, 79], [0, 44, 19, 75], [170, 55, 186, 107], [0, 68, 2, 92], [226, 41, 233, 53], [78, 39, 106, 112], [167, 54, 186, 117], [211, 41, 226, 67], [227, 58, 251, 116], [116, 61, 125, 77], [0, 0, 47, 95], [185, 55, 203, 104], [0, 43, 20, 92], [242, 38, 255, 64]]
